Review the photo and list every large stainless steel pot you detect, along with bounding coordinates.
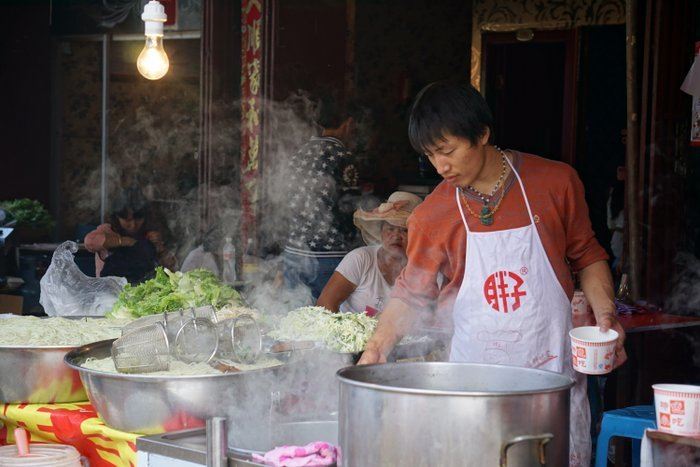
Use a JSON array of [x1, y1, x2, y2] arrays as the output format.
[[0, 345, 87, 403], [337, 362, 574, 467]]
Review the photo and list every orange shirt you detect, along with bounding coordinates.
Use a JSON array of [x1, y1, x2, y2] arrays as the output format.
[[392, 152, 609, 329]]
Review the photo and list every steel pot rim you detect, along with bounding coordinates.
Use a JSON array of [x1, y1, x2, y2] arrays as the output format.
[[65, 339, 284, 382], [0, 344, 78, 350], [336, 362, 575, 397]]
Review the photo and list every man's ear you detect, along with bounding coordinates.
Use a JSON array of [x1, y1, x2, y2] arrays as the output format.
[[479, 127, 491, 147]]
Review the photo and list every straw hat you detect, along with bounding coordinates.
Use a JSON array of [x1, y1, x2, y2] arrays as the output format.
[[353, 191, 423, 245]]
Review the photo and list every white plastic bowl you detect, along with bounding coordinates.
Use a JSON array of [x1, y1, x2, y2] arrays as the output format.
[[569, 326, 618, 375], [653, 384, 700, 436], [0, 444, 83, 466]]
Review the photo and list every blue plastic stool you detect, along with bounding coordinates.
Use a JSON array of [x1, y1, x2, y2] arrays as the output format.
[[595, 405, 657, 467]]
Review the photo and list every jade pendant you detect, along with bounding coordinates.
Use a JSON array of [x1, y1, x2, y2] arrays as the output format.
[[480, 206, 493, 226]]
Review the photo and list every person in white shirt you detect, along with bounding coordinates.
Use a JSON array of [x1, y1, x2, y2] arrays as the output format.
[[181, 245, 219, 276], [180, 225, 222, 276], [316, 191, 422, 315]]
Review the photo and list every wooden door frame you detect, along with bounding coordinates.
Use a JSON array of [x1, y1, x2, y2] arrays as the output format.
[[481, 29, 579, 166], [637, 0, 694, 305]]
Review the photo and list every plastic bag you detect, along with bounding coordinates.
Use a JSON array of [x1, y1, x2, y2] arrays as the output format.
[[40, 241, 127, 316]]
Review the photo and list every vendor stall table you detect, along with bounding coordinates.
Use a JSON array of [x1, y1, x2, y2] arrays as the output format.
[[618, 312, 700, 333], [0, 402, 137, 466], [614, 313, 700, 405], [606, 312, 700, 465], [610, 312, 700, 406]]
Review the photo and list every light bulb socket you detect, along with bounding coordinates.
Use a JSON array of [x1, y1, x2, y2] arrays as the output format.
[[142, 0, 167, 36]]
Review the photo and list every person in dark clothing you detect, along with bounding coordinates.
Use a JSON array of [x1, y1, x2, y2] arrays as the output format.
[[282, 94, 361, 299], [84, 189, 177, 284]]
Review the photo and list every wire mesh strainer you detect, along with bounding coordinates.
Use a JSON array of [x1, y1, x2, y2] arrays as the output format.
[[217, 314, 262, 364], [173, 317, 220, 364], [111, 322, 170, 373], [120, 306, 218, 338]]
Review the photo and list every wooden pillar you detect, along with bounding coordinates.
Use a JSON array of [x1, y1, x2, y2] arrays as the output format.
[[625, 0, 642, 300], [640, 0, 693, 305], [200, 0, 241, 230]]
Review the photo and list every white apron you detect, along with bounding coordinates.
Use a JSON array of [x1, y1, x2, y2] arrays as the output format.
[[450, 157, 591, 467]]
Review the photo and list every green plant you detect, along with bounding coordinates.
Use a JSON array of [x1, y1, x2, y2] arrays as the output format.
[[0, 199, 54, 230]]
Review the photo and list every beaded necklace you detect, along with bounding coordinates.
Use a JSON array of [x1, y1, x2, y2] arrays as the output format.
[[465, 146, 508, 204], [459, 147, 510, 226]]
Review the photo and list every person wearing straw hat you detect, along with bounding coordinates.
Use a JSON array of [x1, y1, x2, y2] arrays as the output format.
[[358, 81, 628, 467], [316, 192, 422, 315]]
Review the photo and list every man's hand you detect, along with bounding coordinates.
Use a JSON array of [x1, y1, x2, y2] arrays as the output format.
[[358, 343, 387, 365], [579, 260, 627, 369], [597, 312, 627, 369], [356, 298, 415, 366]]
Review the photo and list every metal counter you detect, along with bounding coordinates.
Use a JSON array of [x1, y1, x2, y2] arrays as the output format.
[[137, 429, 264, 467], [137, 420, 338, 467]]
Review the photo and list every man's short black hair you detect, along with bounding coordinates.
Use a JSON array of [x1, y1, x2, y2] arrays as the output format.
[[408, 80, 494, 154]]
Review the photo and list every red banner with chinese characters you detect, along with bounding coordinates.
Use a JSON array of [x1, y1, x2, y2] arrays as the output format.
[[691, 42, 700, 147], [241, 0, 263, 252], [0, 403, 138, 467], [161, 0, 177, 26]]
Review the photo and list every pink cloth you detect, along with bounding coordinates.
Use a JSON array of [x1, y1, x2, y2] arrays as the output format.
[[252, 442, 337, 466]]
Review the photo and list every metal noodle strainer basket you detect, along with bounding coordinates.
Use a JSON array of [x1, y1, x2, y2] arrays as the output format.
[[120, 306, 218, 339], [217, 314, 262, 364], [173, 317, 220, 364], [111, 322, 170, 373]]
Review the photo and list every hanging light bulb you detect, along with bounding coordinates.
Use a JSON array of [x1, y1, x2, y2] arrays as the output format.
[[137, 1, 169, 80]]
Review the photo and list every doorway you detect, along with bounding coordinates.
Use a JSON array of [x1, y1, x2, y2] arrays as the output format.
[[482, 30, 578, 164]]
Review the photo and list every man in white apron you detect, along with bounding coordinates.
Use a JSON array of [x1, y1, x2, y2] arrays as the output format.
[[360, 81, 627, 467]]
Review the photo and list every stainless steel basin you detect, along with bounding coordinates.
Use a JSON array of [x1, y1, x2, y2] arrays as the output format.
[[0, 345, 87, 403]]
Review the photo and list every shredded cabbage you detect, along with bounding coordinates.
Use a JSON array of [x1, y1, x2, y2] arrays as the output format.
[[216, 305, 261, 322], [268, 306, 377, 353], [108, 267, 243, 319], [216, 356, 284, 372], [0, 316, 127, 347], [81, 357, 222, 375], [80, 355, 282, 375]]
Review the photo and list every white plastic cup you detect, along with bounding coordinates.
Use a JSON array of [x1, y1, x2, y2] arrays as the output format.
[[652, 384, 700, 436], [569, 326, 618, 375], [0, 443, 84, 466]]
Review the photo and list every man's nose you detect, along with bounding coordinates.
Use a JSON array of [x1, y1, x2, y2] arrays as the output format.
[[435, 158, 450, 174]]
